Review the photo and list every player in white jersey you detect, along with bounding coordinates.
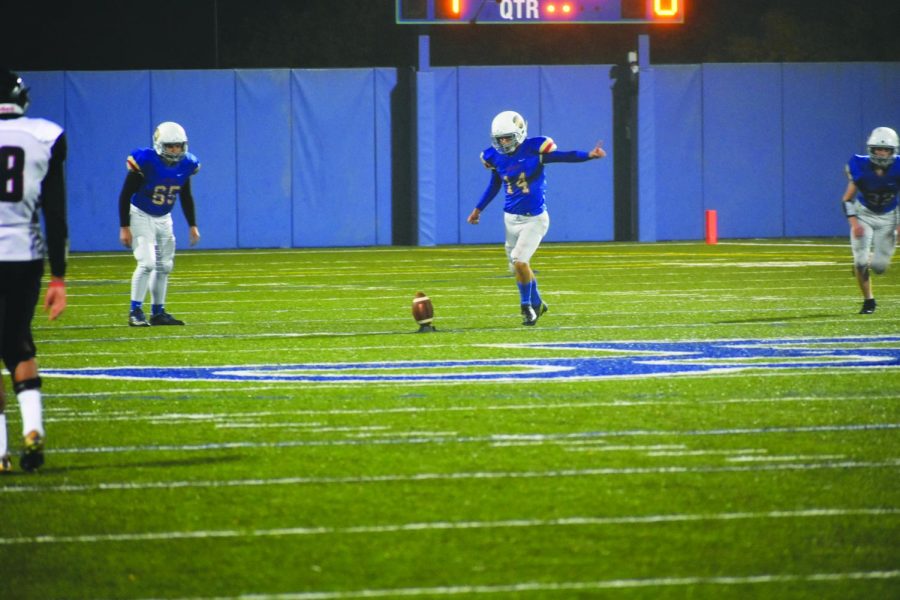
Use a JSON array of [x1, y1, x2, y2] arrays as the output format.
[[0, 69, 68, 473]]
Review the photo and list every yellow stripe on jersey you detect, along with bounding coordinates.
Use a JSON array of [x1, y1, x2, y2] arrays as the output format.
[[539, 138, 557, 154], [126, 155, 142, 173]]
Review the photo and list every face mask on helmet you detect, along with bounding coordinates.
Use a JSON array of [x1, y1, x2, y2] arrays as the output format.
[[867, 126, 899, 169], [491, 111, 527, 155], [153, 121, 189, 163], [0, 69, 30, 116]]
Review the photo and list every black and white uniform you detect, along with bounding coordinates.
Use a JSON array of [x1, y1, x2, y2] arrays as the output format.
[[0, 114, 67, 370]]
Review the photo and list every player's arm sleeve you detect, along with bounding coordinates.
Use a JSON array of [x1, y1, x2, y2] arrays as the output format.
[[475, 170, 502, 212], [40, 133, 68, 278], [542, 150, 592, 164], [118, 170, 143, 226], [180, 177, 198, 227]]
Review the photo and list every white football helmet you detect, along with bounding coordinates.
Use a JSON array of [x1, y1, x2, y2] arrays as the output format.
[[491, 110, 527, 154], [153, 121, 189, 163], [867, 126, 898, 168]]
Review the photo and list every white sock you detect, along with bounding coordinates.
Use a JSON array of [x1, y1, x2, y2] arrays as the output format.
[[0, 413, 7, 456], [17, 389, 44, 437]]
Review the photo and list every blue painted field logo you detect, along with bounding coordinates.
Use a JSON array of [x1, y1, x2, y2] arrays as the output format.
[[42, 336, 900, 384]]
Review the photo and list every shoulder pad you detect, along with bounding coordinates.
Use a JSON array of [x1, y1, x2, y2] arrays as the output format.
[[14, 117, 63, 144], [847, 154, 868, 179], [480, 149, 496, 169], [127, 147, 154, 173], [184, 152, 201, 174], [537, 137, 557, 154], [888, 156, 900, 176]]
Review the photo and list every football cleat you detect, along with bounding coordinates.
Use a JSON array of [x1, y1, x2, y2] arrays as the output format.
[[150, 311, 185, 326], [521, 303, 538, 326], [533, 302, 548, 318], [0, 454, 12, 474], [129, 308, 151, 327], [859, 299, 877, 314], [20, 431, 44, 472]]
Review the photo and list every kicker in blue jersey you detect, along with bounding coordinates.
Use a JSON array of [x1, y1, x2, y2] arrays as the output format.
[[467, 110, 606, 327]]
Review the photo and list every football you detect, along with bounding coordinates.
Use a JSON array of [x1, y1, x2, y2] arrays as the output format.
[[412, 291, 435, 332]]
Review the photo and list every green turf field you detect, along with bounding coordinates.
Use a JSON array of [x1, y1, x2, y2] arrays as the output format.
[[1, 239, 898, 599]]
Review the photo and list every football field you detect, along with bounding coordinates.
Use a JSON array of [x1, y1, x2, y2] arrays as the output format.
[[2, 239, 899, 599]]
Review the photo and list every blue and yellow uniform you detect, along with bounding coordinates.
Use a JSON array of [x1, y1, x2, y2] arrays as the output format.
[[125, 147, 200, 217], [118, 121, 200, 327], [469, 110, 605, 326], [477, 136, 594, 216], [846, 154, 900, 213]]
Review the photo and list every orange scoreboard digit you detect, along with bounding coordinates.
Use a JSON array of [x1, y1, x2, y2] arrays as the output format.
[[397, 0, 684, 24]]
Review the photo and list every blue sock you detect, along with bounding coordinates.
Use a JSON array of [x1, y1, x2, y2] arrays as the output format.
[[517, 281, 532, 305], [151, 304, 163, 316], [530, 279, 542, 307], [130, 300, 142, 312]]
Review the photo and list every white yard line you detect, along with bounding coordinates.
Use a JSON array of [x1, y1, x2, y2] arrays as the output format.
[[0, 507, 895, 546], [155, 570, 899, 599], [38, 394, 900, 419], [2, 459, 898, 495]]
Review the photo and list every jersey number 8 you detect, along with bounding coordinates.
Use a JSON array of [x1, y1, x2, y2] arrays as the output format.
[[0, 146, 25, 202]]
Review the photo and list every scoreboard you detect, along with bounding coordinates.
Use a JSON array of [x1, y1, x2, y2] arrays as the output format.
[[396, 0, 684, 24]]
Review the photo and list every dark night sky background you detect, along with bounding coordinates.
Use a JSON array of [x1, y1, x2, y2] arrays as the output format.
[[3, 0, 899, 71]]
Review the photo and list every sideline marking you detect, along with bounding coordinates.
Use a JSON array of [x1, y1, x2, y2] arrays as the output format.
[[40, 336, 900, 384]]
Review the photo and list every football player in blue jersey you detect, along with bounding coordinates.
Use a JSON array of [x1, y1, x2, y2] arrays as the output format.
[[0, 69, 69, 473], [119, 122, 201, 326], [467, 110, 606, 325], [841, 126, 900, 314]]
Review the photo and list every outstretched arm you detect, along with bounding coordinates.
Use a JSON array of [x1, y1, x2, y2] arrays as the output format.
[[543, 140, 606, 163]]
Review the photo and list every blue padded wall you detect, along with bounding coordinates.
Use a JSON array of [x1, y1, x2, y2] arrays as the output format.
[[374, 68, 398, 246], [415, 70, 437, 246], [21, 72, 66, 128], [702, 64, 785, 238], [432, 68, 461, 245], [21, 62, 900, 251], [650, 65, 703, 241], [539, 66, 614, 243], [235, 69, 292, 248], [782, 64, 863, 237], [291, 69, 378, 247], [643, 62, 900, 241], [65, 71, 151, 252], [151, 70, 238, 249]]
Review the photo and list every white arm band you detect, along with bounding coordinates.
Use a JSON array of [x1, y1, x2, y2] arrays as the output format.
[[842, 200, 858, 218]]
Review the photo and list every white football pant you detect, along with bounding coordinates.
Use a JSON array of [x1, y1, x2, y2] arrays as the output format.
[[504, 211, 550, 269], [129, 207, 176, 306], [850, 203, 898, 274]]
